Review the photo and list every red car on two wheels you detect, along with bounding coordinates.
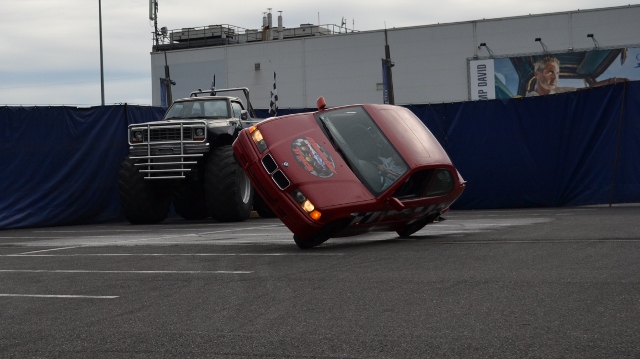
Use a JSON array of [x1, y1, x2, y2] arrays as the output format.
[[233, 98, 465, 249]]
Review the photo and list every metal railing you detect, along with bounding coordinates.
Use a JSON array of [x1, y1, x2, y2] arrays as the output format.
[[153, 23, 358, 51]]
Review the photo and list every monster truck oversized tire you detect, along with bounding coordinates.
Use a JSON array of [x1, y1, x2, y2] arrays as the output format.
[[253, 193, 276, 218], [204, 145, 253, 222], [118, 157, 171, 224], [172, 181, 209, 220]]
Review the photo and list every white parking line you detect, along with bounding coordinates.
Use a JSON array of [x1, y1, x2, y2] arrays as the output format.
[[2, 224, 287, 241], [16, 246, 90, 255], [195, 224, 286, 235], [3, 253, 344, 257], [32, 230, 145, 233], [0, 294, 119, 299], [0, 237, 67, 239], [0, 270, 252, 274], [9, 224, 291, 255]]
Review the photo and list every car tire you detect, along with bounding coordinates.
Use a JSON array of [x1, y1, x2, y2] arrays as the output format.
[[253, 193, 276, 218], [118, 157, 171, 224], [172, 180, 209, 220], [204, 145, 253, 222], [293, 234, 330, 249], [396, 213, 439, 238], [293, 217, 353, 249]]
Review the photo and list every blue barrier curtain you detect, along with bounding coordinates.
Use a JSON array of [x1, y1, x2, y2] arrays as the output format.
[[0, 105, 164, 229], [1, 83, 638, 229]]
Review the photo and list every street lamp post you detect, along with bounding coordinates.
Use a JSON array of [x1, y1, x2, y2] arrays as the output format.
[[99, 0, 105, 105]]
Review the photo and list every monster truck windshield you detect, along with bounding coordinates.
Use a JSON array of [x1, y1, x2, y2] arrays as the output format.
[[315, 106, 408, 195], [165, 99, 230, 120]]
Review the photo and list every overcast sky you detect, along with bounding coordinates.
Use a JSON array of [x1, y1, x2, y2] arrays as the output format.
[[0, 0, 636, 106]]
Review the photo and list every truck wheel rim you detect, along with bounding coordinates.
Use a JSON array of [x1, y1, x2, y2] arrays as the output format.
[[240, 172, 251, 204]]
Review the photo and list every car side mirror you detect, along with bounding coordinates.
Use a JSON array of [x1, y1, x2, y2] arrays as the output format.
[[240, 110, 248, 120], [386, 197, 405, 211]]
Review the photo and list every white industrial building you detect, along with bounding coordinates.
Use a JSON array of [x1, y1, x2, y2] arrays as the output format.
[[150, 5, 640, 109]]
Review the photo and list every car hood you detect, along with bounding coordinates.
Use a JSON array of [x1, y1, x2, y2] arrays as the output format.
[[258, 113, 376, 208]]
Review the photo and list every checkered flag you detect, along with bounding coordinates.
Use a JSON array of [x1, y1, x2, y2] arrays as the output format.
[[269, 71, 278, 116]]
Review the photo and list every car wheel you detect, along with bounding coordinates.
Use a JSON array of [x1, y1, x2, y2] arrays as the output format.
[[293, 234, 330, 249], [204, 145, 253, 222], [396, 213, 439, 238], [118, 157, 171, 224]]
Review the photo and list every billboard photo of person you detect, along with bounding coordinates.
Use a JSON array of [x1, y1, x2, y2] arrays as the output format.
[[526, 56, 575, 96], [481, 47, 640, 100]]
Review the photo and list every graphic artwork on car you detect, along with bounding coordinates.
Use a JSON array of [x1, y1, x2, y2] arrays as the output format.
[[291, 137, 337, 178]]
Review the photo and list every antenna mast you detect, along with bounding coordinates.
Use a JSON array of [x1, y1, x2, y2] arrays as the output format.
[[150, 0, 159, 48]]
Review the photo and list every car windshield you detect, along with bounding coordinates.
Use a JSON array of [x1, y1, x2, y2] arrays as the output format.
[[315, 106, 408, 195], [165, 99, 229, 119]]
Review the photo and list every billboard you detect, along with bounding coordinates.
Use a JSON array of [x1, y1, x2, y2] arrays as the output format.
[[470, 46, 640, 100], [470, 59, 496, 100]]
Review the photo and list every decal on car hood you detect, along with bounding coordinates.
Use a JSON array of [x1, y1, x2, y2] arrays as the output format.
[[291, 137, 337, 178]]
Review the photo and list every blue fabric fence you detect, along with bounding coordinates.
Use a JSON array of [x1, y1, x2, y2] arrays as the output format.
[[0, 105, 165, 229], [1, 81, 638, 229]]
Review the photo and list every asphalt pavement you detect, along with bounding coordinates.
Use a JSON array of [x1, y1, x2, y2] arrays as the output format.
[[1, 205, 639, 358]]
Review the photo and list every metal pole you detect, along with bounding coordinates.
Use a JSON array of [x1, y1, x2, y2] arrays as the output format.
[[609, 81, 628, 207], [164, 51, 173, 105], [153, 0, 158, 49], [384, 29, 395, 105], [99, 0, 105, 105]]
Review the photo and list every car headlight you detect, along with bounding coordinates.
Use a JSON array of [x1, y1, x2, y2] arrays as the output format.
[[291, 189, 321, 221], [249, 126, 268, 153]]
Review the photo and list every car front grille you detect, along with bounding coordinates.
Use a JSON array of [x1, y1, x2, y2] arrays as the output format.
[[272, 170, 290, 190], [261, 154, 290, 189], [261, 154, 278, 174]]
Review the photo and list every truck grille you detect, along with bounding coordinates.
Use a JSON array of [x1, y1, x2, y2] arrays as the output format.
[[128, 121, 208, 180], [146, 128, 193, 142]]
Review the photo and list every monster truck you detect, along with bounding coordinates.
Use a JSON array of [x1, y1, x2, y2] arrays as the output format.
[[119, 87, 268, 224]]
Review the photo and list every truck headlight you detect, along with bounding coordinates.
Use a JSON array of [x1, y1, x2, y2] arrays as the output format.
[[132, 130, 143, 143], [249, 126, 268, 153], [194, 128, 205, 141], [291, 189, 321, 221]]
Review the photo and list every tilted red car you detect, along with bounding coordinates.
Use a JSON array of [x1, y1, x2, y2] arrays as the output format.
[[233, 98, 466, 249]]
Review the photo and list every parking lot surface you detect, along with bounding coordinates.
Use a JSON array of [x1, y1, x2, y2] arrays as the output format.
[[1, 206, 639, 358]]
